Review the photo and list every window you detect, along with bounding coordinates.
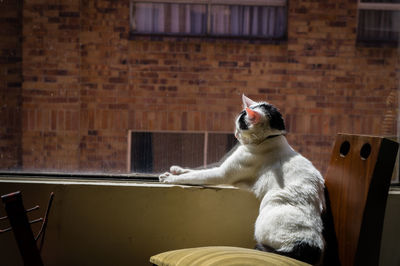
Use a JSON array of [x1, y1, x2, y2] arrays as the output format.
[[130, 0, 287, 39], [1, 0, 400, 185], [357, 0, 400, 44]]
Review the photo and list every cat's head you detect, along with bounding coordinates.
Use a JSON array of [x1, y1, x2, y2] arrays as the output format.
[[235, 94, 285, 144]]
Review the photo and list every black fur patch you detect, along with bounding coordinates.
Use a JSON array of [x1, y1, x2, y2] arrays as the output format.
[[259, 103, 285, 131], [255, 242, 322, 265], [238, 110, 248, 130]]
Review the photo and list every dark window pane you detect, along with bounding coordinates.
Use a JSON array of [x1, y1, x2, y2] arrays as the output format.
[[131, 2, 207, 35], [130, 132, 204, 173], [131, 132, 153, 173], [152, 132, 204, 172], [357, 10, 400, 43], [207, 133, 238, 165], [129, 132, 237, 173], [210, 5, 287, 38], [130, 1, 287, 39]]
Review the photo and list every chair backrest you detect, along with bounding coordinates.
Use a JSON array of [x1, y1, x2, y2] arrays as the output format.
[[323, 134, 398, 266], [1, 191, 54, 266]]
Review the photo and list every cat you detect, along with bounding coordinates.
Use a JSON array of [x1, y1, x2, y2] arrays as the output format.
[[159, 94, 325, 265]]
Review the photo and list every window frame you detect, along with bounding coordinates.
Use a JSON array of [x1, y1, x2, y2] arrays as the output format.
[[129, 0, 288, 41], [356, 0, 400, 45]]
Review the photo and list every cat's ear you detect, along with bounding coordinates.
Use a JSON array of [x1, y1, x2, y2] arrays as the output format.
[[242, 94, 257, 108], [246, 107, 261, 124]]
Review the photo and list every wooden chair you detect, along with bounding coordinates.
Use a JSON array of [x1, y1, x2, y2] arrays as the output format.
[[0, 191, 54, 266], [323, 134, 398, 266], [150, 134, 398, 266]]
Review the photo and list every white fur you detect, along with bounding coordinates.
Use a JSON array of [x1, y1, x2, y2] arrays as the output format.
[[159, 97, 325, 253]]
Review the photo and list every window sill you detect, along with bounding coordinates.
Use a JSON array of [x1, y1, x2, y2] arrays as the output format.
[[0, 172, 237, 190], [0, 171, 398, 191], [129, 32, 288, 45]]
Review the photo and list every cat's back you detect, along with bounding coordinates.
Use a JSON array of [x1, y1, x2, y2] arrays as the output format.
[[253, 138, 324, 204], [282, 152, 325, 199]]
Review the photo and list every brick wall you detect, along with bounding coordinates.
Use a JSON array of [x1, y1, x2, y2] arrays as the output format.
[[0, 0, 23, 170], [22, 0, 81, 170], [3, 0, 398, 174]]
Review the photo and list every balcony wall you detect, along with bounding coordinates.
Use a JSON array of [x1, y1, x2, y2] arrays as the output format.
[[0, 178, 399, 265]]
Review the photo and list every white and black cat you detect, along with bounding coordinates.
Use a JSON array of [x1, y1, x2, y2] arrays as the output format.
[[159, 95, 325, 265]]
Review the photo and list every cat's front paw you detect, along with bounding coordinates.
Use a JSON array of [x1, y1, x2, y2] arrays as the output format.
[[170, 165, 190, 175], [159, 172, 175, 183]]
